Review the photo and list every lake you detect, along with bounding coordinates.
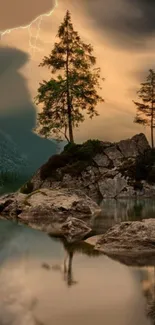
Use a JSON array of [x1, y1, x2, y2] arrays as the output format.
[[0, 207, 154, 325], [93, 198, 155, 235]]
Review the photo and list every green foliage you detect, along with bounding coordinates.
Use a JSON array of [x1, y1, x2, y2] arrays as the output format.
[[135, 148, 155, 183], [34, 10, 104, 142], [20, 181, 34, 194], [40, 139, 103, 180], [133, 69, 155, 147], [120, 148, 155, 184]]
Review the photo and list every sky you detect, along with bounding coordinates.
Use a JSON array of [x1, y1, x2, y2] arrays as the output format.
[[1, 0, 155, 143]]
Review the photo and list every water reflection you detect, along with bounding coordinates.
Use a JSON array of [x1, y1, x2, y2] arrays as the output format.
[[94, 199, 155, 235], [47, 239, 103, 287], [134, 266, 155, 325], [0, 218, 152, 325]]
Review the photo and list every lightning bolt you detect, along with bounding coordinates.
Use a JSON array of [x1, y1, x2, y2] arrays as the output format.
[[0, 0, 58, 57]]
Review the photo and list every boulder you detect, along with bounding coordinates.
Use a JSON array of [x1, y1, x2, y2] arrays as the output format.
[[61, 217, 91, 243], [0, 188, 101, 242], [94, 219, 155, 252], [86, 219, 155, 266]]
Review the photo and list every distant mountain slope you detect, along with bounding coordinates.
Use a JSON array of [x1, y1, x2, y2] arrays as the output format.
[[0, 130, 29, 173], [0, 130, 57, 194]]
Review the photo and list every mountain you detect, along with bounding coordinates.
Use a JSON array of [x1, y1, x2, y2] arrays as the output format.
[[0, 130, 57, 194]]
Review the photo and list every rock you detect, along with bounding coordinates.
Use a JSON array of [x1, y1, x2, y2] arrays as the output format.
[[0, 188, 101, 242], [85, 219, 155, 266], [132, 133, 150, 154], [61, 217, 91, 243], [20, 133, 155, 200], [85, 235, 102, 247], [98, 173, 128, 198], [94, 218, 155, 253], [118, 133, 150, 158], [104, 145, 123, 167], [118, 139, 138, 158], [93, 153, 111, 167]]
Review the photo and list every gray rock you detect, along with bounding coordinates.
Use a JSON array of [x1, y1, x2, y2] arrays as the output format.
[[98, 173, 128, 198], [132, 133, 150, 154], [118, 133, 149, 158], [104, 145, 123, 167], [118, 139, 138, 158], [93, 153, 110, 167]]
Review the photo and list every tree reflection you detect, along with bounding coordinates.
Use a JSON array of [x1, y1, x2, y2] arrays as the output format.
[[49, 238, 103, 287], [140, 266, 155, 325]]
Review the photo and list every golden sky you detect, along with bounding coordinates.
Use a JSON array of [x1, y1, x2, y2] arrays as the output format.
[[1, 0, 155, 143]]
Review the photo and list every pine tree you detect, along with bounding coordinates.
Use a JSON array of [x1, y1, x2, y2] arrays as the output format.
[[34, 10, 104, 143], [133, 69, 155, 148]]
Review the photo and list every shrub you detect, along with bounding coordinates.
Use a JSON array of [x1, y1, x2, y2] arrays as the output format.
[[133, 181, 143, 191], [40, 139, 103, 180]]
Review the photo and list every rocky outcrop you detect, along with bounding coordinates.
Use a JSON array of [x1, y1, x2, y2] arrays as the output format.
[[86, 219, 155, 266], [0, 188, 101, 242], [20, 133, 155, 200]]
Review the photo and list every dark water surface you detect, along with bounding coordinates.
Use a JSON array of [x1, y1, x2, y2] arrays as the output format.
[[0, 216, 154, 325]]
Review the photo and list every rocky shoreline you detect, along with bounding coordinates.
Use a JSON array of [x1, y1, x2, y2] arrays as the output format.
[[0, 187, 101, 243], [1, 133, 155, 260]]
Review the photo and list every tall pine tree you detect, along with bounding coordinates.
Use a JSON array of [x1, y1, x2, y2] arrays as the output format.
[[133, 69, 155, 148], [34, 10, 104, 143]]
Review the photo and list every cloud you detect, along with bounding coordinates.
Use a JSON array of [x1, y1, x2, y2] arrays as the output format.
[[0, 0, 55, 31], [83, 0, 155, 48], [0, 46, 29, 75], [0, 46, 56, 172]]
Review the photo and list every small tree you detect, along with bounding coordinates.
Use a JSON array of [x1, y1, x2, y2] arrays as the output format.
[[34, 10, 104, 143], [133, 69, 155, 148]]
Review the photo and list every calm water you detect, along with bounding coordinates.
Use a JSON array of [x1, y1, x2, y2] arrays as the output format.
[[93, 199, 155, 235], [0, 216, 154, 325]]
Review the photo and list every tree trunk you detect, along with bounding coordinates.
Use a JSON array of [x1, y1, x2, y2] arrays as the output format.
[[66, 19, 74, 143], [151, 74, 154, 148], [67, 102, 74, 143], [151, 117, 154, 148]]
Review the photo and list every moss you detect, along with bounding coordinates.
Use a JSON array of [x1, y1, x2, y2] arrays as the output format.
[[23, 189, 47, 206], [40, 139, 103, 180], [20, 181, 34, 194]]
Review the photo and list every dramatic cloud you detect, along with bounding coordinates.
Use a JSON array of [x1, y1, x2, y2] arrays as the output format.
[[0, 46, 56, 169], [0, 0, 55, 31], [83, 0, 155, 48], [0, 0, 154, 144]]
